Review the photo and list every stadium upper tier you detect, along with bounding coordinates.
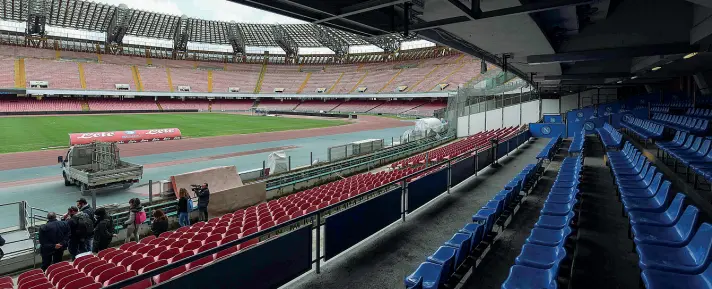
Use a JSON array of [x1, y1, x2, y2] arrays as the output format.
[[0, 45, 497, 94]]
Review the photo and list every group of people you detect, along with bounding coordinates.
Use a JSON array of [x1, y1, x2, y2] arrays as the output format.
[[37, 183, 211, 270]]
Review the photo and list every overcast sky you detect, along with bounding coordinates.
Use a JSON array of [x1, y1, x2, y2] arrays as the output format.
[[96, 0, 307, 24]]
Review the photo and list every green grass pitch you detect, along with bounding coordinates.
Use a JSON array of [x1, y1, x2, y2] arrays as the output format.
[[0, 113, 348, 154]]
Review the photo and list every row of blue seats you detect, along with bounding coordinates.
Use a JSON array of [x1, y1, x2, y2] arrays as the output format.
[[596, 123, 623, 149], [606, 141, 712, 289], [652, 113, 709, 133], [657, 131, 712, 184], [621, 117, 664, 140], [404, 162, 543, 289], [686, 108, 712, 119], [651, 101, 695, 108], [537, 135, 562, 160], [650, 106, 670, 113], [501, 155, 584, 289], [568, 130, 585, 155]]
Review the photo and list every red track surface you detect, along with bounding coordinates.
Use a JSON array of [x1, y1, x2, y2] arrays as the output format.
[[0, 115, 411, 171]]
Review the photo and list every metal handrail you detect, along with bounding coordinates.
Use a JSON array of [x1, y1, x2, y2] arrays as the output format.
[[105, 129, 527, 289]]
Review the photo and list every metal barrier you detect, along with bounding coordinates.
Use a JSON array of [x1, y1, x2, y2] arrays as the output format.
[[0, 201, 35, 267], [105, 130, 530, 289]]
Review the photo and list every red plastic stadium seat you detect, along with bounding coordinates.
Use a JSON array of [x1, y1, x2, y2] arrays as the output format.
[[103, 270, 136, 286], [144, 247, 165, 258], [191, 233, 209, 242], [55, 272, 84, 289], [275, 216, 290, 224], [96, 266, 126, 284], [181, 241, 202, 253], [193, 221, 206, 228], [119, 242, 137, 251], [239, 238, 259, 250], [240, 227, 257, 238], [156, 248, 182, 261], [19, 280, 51, 289], [211, 227, 227, 235], [146, 237, 163, 246], [258, 221, 275, 231], [186, 254, 214, 270], [17, 269, 43, 284], [156, 238, 176, 247], [290, 211, 304, 218], [127, 256, 155, 272], [159, 231, 175, 239], [226, 227, 242, 236], [45, 262, 71, 282], [109, 251, 133, 264], [169, 251, 194, 263], [152, 266, 186, 284], [118, 253, 143, 268], [18, 275, 46, 289], [73, 254, 96, 266], [123, 279, 153, 289], [62, 276, 94, 289], [135, 245, 155, 255], [51, 267, 78, 284], [203, 234, 222, 245], [214, 246, 238, 260], [243, 221, 257, 230], [175, 226, 191, 233], [138, 235, 156, 244], [170, 238, 189, 249], [0, 284, 11, 289], [220, 233, 239, 246], [87, 263, 114, 278], [78, 283, 102, 289]]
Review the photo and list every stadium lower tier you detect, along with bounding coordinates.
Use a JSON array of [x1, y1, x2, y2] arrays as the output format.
[[0, 97, 446, 116], [1, 126, 524, 289]]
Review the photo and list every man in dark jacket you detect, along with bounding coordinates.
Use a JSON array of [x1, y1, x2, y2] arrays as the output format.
[[66, 206, 91, 260], [92, 208, 115, 253], [39, 212, 69, 271], [76, 198, 95, 252], [0, 234, 5, 260], [196, 183, 210, 221]]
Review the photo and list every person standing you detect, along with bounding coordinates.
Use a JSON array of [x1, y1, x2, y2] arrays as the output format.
[[177, 188, 191, 227], [124, 198, 145, 243], [38, 212, 69, 270], [0, 234, 4, 260], [150, 209, 169, 237], [66, 206, 92, 260], [76, 198, 95, 252], [92, 208, 115, 253], [196, 183, 210, 221]]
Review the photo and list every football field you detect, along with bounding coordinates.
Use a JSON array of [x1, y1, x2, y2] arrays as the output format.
[[0, 113, 348, 153]]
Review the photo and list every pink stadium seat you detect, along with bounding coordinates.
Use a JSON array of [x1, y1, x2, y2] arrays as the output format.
[[243, 221, 257, 230], [240, 228, 257, 238], [220, 233, 239, 246], [79, 259, 105, 274], [258, 221, 275, 231], [170, 238, 189, 249], [78, 283, 102, 289], [61, 276, 94, 289], [197, 241, 219, 254], [203, 234, 222, 245], [17, 269, 43, 284], [45, 262, 71, 282], [144, 247, 165, 258], [226, 226, 242, 236], [96, 266, 126, 284], [211, 226, 227, 235], [74, 254, 98, 267], [181, 241, 202, 253], [19, 280, 51, 289], [109, 251, 133, 264], [135, 245, 155, 255], [127, 256, 155, 272], [18, 275, 46, 289], [191, 233, 209, 243]]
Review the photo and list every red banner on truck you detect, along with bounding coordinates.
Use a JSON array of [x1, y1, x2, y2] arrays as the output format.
[[69, 128, 182, 146]]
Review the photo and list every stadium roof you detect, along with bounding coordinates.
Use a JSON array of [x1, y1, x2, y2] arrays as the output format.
[[0, 0, 392, 47]]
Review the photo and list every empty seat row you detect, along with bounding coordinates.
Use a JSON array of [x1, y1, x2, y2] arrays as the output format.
[[652, 113, 709, 133], [568, 130, 586, 155], [501, 155, 583, 289], [650, 106, 670, 113], [652, 101, 694, 108], [621, 116, 664, 140], [685, 108, 712, 119], [606, 141, 712, 289], [656, 131, 712, 186], [405, 162, 542, 289], [596, 123, 623, 149], [537, 135, 562, 160]]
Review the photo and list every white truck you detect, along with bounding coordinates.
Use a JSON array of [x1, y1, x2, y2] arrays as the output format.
[[59, 142, 143, 194]]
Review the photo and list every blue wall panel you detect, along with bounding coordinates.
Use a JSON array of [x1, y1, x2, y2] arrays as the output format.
[[324, 187, 401, 260], [451, 156, 475, 186], [566, 107, 595, 137], [156, 226, 312, 289], [543, 114, 563, 123], [530, 123, 566, 138], [497, 141, 508, 159], [597, 103, 621, 117], [407, 169, 448, 213], [477, 148, 491, 170]]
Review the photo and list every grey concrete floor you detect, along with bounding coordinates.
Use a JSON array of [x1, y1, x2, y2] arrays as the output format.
[[283, 138, 546, 289]]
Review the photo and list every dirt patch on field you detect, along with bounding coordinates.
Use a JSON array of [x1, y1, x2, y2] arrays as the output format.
[[0, 115, 410, 171]]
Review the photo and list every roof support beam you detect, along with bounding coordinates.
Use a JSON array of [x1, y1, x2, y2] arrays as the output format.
[[313, 25, 349, 57], [538, 73, 634, 80], [25, 0, 47, 36], [313, 0, 410, 24], [527, 42, 700, 64], [406, 0, 593, 32]]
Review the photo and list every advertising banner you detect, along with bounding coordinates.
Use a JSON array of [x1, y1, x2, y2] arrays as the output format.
[[69, 128, 182, 145]]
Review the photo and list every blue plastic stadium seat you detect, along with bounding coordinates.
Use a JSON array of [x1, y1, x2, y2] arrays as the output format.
[[642, 262, 712, 289], [405, 262, 443, 289], [535, 212, 574, 230], [621, 185, 675, 214], [424, 246, 455, 283], [526, 227, 573, 247], [637, 223, 712, 274], [473, 208, 497, 234], [500, 265, 558, 289], [619, 176, 666, 199], [443, 233, 471, 269], [484, 199, 505, 219], [459, 223, 484, 252], [631, 205, 699, 247], [628, 194, 685, 227], [515, 243, 567, 269], [545, 193, 575, 204], [541, 199, 577, 216]]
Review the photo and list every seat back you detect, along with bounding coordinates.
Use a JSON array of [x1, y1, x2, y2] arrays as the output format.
[[699, 140, 711, 156], [641, 167, 657, 186], [689, 137, 702, 152], [687, 223, 712, 268], [676, 205, 700, 239], [664, 194, 686, 221]]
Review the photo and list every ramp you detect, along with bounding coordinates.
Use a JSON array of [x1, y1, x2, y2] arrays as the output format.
[[170, 166, 243, 198]]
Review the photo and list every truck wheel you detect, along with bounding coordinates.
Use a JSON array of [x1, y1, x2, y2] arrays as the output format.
[[63, 173, 71, 186]]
